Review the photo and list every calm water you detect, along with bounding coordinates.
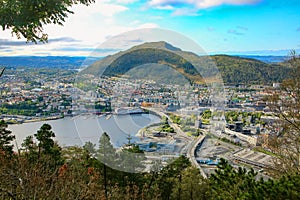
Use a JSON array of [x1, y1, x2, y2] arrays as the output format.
[[9, 114, 160, 148]]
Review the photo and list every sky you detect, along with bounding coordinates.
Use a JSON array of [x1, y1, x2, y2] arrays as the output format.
[[0, 0, 300, 56]]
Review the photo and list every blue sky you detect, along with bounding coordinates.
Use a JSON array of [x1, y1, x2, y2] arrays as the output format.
[[0, 0, 299, 56]]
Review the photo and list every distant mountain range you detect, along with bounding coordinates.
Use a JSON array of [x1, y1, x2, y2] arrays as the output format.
[[235, 55, 288, 63], [0, 43, 291, 84], [0, 56, 100, 69]]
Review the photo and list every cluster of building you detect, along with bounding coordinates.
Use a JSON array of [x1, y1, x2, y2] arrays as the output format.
[[1, 71, 281, 144], [0, 69, 75, 122]]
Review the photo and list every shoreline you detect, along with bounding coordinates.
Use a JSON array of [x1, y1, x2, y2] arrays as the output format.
[[3, 111, 155, 126], [2, 115, 65, 125], [135, 122, 163, 137], [2, 108, 152, 125]]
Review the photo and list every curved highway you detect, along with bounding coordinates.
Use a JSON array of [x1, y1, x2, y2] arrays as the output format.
[[142, 107, 208, 178], [187, 134, 207, 178]]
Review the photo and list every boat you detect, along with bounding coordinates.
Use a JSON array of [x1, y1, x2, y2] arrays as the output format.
[[114, 107, 143, 115], [105, 114, 112, 120]]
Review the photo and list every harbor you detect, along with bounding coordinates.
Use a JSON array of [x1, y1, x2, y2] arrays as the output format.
[[8, 113, 161, 149]]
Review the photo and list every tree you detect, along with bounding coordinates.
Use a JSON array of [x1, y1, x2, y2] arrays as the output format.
[[97, 132, 117, 199], [98, 132, 117, 166], [202, 110, 212, 119], [209, 158, 260, 199], [21, 135, 38, 161], [0, 120, 15, 156], [34, 124, 55, 154], [21, 135, 36, 152], [34, 124, 62, 167], [267, 51, 300, 176], [83, 141, 96, 154], [0, 0, 95, 43], [119, 144, 146, 173], [171, 167, 209, 200], [157, 156, 191, 200]]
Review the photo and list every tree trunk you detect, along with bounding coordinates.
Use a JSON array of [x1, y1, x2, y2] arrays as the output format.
[[104, 164, 108, 199]]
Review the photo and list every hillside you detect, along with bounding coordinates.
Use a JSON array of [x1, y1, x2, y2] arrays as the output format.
[[82, 42, 290, 85], [212, 55, 289, 84], [83, 41, 184, 75]]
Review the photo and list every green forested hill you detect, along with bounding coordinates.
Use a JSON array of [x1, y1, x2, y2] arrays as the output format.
[[103, 48, 203, 84], [82, 42, 290, 85], [212, 55, 290, 84]]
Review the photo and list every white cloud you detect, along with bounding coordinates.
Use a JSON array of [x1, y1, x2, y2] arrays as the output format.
[[99, 4, 128, 17], [116, 0, 138, 3], [148, 0, 185, 7], [71, 2, 128, 17], [146, 0, 260, 17], [156, 5, 175, 10], [43, 1, 133, 45], [172, 8, 201, 16], [195, 0, 260, 8], [148, 0, 260, 9]]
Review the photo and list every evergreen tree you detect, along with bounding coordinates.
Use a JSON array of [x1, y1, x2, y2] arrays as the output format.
[[157, 155, 191, 200], [34, 124, 62, 166], [209, 158, 260, 199], [22, 135, 35, 152], [97, 132, 117, 199], [34, 124, 55, 155], [97, 132, 117, 166], [0, 120, 15, 156], [83, 141, 96, 154], [21, 135, 38, 161], [171, 167, 209, 200], [119, 144, 146, 173]]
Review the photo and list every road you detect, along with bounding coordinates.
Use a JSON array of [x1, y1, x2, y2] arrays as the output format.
[[186, 134, 207, 178], [142, 107, 208, 178]]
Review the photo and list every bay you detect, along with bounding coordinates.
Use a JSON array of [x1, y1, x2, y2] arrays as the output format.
[[8, 113, 160, 149]]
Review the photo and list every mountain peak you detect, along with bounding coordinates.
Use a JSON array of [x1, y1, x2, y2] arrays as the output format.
[[132, 41, 182, 52]]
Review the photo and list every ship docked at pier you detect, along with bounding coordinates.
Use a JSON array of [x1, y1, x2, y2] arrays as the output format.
[[114, 107, 144, 115]]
